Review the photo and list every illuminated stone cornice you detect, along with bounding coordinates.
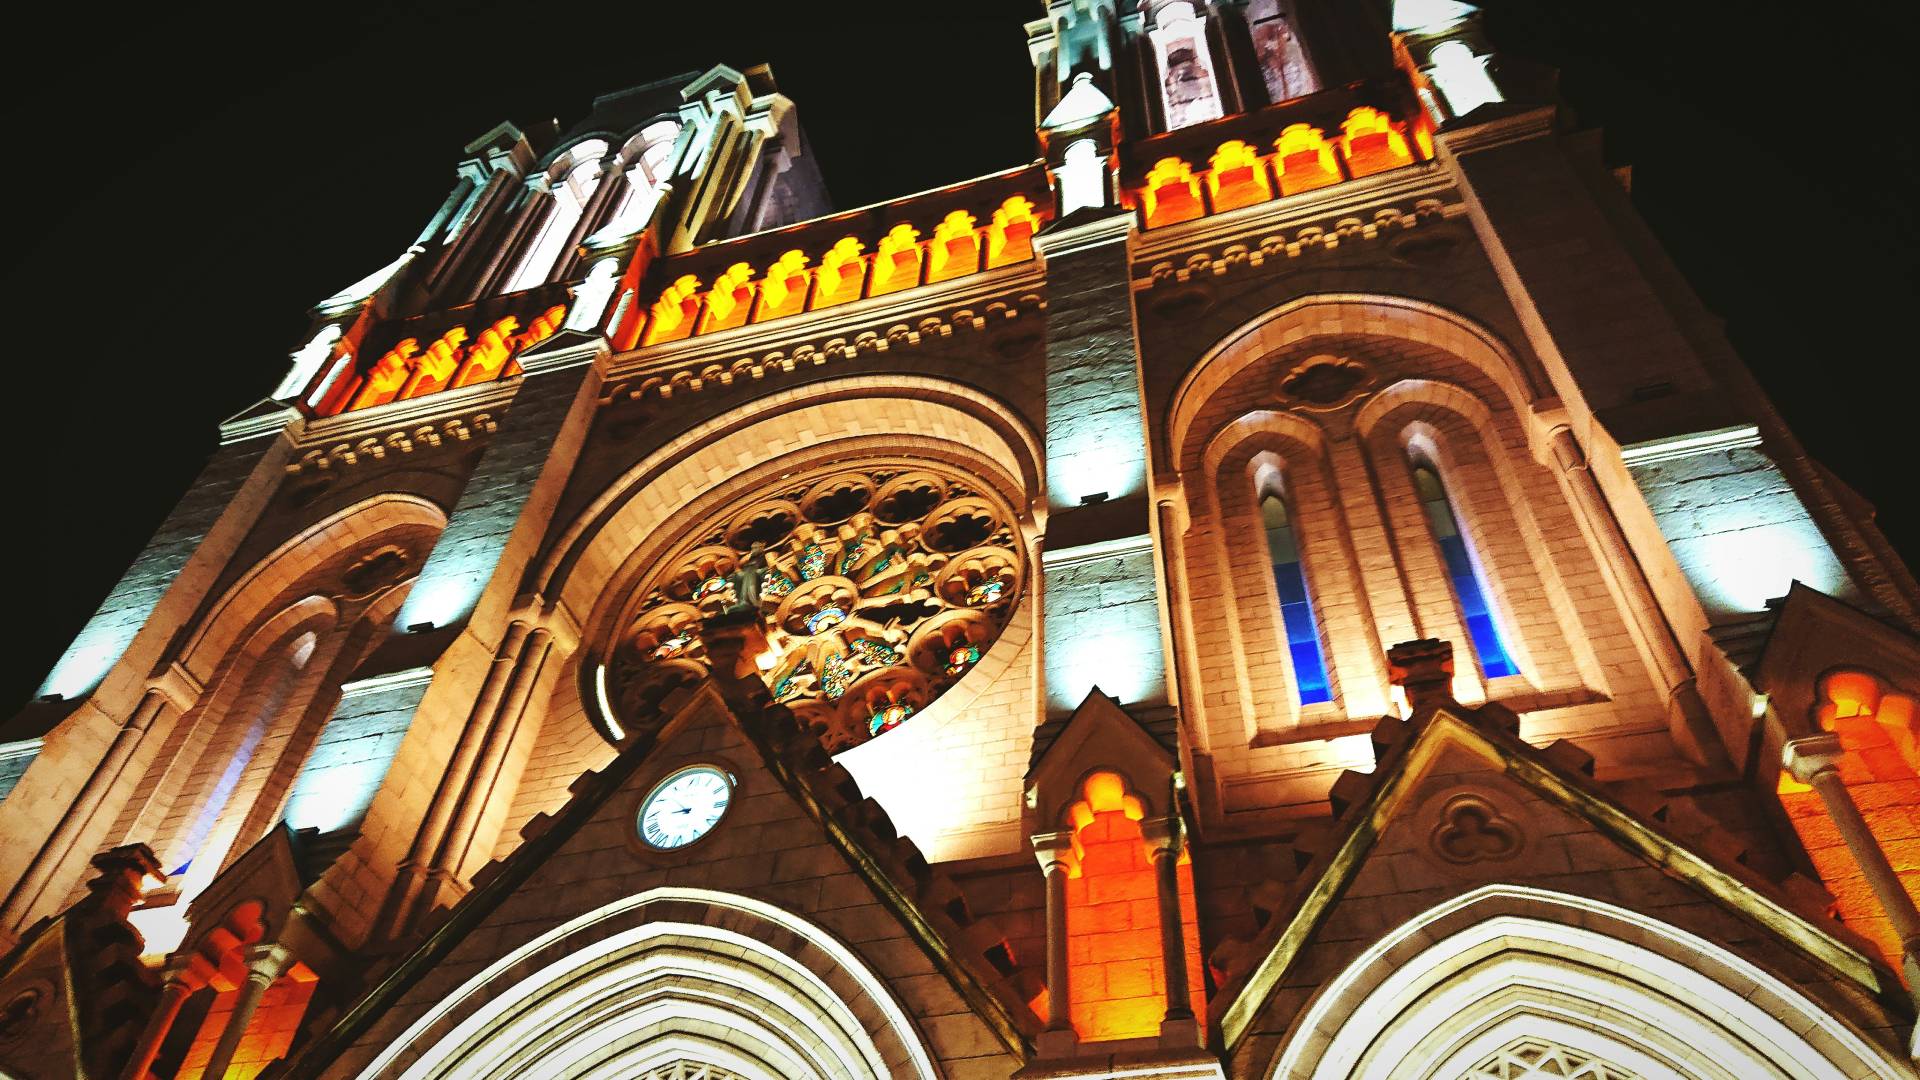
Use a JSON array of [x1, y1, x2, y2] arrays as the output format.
[[281, 379, 518, 475], [1130, 189, 1468, 293], [1618, 424, 1762, 467], [1432, 103, 1557, 157], [603, 260, 1047, 398]]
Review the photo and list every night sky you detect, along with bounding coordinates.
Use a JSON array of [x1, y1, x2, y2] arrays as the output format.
[[4, 3, 1914, 711]]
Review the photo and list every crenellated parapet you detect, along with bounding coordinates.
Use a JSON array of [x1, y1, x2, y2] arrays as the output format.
[[611, 168, 1052, 352], [299, 289, 572, 419], [1121, 76, 1433, 230]]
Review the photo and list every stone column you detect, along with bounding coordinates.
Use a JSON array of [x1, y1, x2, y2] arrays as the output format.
[[1783, 734, 1920, 986], [120, 957, 204, 1080], [435, 627, 554, 877], [1032, 832, 1078, 1054], [200, 943, 291, 1080], [1542, 424, 1690, 693], [1141, 816, 1196, 1038], [467, 174, 552, 301]]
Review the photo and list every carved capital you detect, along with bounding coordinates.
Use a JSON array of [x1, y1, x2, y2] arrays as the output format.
[[1783, 733, 1845, 784], [1031, 831, 1076, 875]]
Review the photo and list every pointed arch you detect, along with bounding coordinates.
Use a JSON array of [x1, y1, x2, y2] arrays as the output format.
[[1269, 884, 1910, 1080], [175, 493, 446, 681], [358, 888, 939, 1080]]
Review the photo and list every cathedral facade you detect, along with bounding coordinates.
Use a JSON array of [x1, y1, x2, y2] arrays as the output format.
[[5, 2, 1920, 1078]]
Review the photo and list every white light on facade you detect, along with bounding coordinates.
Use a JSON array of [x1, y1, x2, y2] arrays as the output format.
[[1428, 41, 1502, 118]]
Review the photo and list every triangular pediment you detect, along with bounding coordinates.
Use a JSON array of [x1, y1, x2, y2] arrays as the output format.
[[294, 675, 1041, 1073], [183, 823, 307, 948], [1756, 583, 1920, 730], [1215, 707, 1895, 1054], [0, 921, 81, 1078], [1028, 688, 1177, 828]]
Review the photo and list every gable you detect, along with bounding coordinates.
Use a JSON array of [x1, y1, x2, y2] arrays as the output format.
[[1215, 710, 1906, 1076], [295, 678, 1039, 1079], [0, 925, 79, 1079]]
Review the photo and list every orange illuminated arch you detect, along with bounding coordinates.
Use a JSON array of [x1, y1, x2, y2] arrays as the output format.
[[1338, 106, 1414, 178], [1055, 769, 1202, 1043], [1274, 124, 1340, 195], [1778, 667, 1920, 967], [698, 262, 757, 333], [986, 196, 1037, 267], [1141, 157, 1204, 227], [814, 237, 869, 308]]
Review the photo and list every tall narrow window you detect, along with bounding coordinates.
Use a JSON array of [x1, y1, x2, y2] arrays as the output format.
[[1245, 0, 1318, 105], [503, 141, 609, 293], [1262, 493, 1331, 704], [603, 121, 681, 238], [1150, 3, 1226, 130], [1411, 463, 1516, 678]]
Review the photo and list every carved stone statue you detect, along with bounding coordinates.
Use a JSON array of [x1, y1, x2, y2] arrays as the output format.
[[723, 543, 769, 614]]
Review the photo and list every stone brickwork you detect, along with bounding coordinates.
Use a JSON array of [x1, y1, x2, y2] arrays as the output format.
[[5, 17, 1920, 1080]]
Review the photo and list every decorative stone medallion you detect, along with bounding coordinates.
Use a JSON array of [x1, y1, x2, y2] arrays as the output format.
[[1277, 354, 1372, 411]]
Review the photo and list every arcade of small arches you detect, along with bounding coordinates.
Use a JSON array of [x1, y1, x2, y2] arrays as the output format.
[[606, 461, 1026, 753]]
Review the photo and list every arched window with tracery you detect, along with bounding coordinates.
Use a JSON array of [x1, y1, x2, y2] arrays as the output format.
[[608, 463, 1026, 753], [601, 120, 681, 239], [502, 139, 610, 293], [1260, 488, 1331, 705], [1411, 458, 1516, 679]]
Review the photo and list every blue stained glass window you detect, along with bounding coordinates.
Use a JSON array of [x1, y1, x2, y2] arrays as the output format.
[[1262, 494, 1332, 705], [1412, 464, 1517, 679]]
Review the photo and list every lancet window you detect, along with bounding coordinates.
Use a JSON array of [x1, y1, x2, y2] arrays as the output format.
[[1260, 490, 1331, 704], [611, 465, 1025, 753], [603, 120, 682, 237], [1150, 3, 1226, 130], [1412, 460, 1516, 678], [503, 139, 610, 293], [1244, 0, 1318, 105]]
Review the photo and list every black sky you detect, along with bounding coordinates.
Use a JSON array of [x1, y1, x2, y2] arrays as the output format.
[[4, 2, 1915, 710]]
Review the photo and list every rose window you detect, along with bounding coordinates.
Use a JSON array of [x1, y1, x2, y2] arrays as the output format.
[[611, 466, 1025, 753]]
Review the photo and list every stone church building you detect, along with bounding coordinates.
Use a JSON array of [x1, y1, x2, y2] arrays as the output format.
[[4, 2, 1919, 1077]]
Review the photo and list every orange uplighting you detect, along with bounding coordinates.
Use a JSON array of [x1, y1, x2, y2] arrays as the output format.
[[985, 196, 1037, 268], [348, 342, 415, 411], [814, 237, 869, 307], [927, 211, 981, 283], [1206, 139, 1272, 213], [1062, 771, 1204, 1043], [643, 274, 703, 345], [755, 249, 812, 321], [698, 262, 757, 333], [870, 224, 924, 296], [319, 299, 565, 416], [1274, 124, 1341, 195], [174, 969, 318, 1080], [1141, 157, 1204, 228], [1780, 669, 1920, 974], [1339, 106, 1415, 178]]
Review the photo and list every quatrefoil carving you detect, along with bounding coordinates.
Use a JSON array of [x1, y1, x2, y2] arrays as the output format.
[[1429, 793, 1522, 865]]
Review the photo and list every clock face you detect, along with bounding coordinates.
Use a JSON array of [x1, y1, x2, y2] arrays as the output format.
[[638, 766, 733, 850]]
